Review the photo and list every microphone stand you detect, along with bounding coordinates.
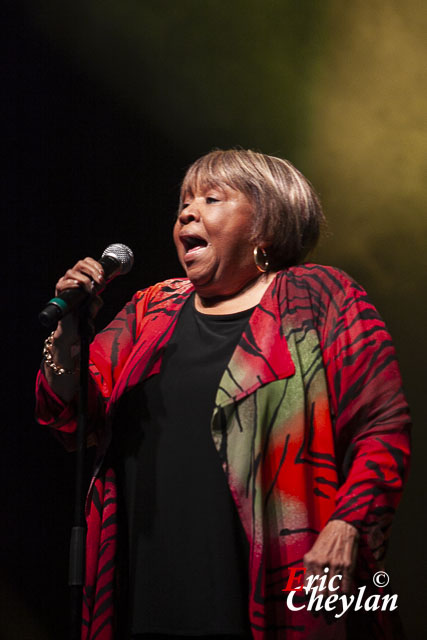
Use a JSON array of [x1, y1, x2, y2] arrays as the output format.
[[69, 303, 91, 640]]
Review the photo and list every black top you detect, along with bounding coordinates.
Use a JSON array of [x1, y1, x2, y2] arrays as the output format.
[[114, 293, 254, 637]]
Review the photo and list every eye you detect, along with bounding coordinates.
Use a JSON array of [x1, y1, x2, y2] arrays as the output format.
[[181, 202, 190, 209], [206, 196, 219, 204]]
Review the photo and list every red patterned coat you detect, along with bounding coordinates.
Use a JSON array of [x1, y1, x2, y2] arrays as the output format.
[[36, 265, 411, 639]]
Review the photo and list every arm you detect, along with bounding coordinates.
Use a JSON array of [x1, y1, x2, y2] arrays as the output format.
[[304, 271, 411, 587], [35, 258, 140, 450], [42, 257, 105, 403]]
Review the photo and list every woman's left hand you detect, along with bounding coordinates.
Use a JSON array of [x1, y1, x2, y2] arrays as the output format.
[[303, 519, 359, 594]]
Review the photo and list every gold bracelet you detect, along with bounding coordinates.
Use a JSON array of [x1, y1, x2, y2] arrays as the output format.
[[43, 331, 79, 376]]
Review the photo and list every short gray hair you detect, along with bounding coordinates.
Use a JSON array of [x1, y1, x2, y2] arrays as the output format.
[[180, 149, 325, 269]]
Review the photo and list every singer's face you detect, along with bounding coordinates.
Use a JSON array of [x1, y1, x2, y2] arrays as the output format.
[[173, 185, 259, 298]]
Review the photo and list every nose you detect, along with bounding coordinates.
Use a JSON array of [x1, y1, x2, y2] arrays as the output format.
[[177, 200, 201, 224]]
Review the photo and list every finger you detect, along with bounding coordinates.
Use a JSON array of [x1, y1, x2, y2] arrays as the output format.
[[338, 532, 358, 594], [326, 566, 344, 595], [56, 272, 93, 296], [303, 562, 316, 583], [303, 570, 315, 594], [55, 276, 80, 293], [303, 558, 323, 593], [55, 258, 105, 295], [56, 268, 101, 296], [74, 257, 105, 282], [72, 259, 105, 287], [339, 565, 354, 594]]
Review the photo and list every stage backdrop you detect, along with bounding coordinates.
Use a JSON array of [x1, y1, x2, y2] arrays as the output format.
[[3, 1, 426, 637]]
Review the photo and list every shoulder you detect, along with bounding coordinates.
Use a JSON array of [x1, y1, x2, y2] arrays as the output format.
[[276, 263, 365, 299], [132, 277, 194, 306], [129, 278, 194, 326], [273, 264, 377, 334], [274, 264, 370, 315]]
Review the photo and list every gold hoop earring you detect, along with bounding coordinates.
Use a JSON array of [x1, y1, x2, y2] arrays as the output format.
[[253, 247, 269, 273]]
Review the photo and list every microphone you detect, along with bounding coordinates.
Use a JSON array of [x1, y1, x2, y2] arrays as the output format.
[[39, 243, 134, 328]]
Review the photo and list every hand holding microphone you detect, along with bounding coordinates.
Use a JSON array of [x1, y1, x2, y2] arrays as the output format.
[[39, 243, 134, 330], [50, 256, 106, 345], [40, 244, 134, 401]]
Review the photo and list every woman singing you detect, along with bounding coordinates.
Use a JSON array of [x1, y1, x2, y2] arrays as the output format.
[[36, 149, 411, 639]]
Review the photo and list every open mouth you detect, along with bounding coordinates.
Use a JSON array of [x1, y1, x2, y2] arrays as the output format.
[[181, 235, 208, 254]]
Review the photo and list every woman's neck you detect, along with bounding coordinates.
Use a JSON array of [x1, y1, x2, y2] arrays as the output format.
[[194, 271, 278, 315]]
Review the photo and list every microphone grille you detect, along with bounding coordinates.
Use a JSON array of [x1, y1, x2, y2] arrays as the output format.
[[101, 243, 134, 275]]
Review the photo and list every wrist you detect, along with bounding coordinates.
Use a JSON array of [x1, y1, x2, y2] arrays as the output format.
[[43, 331, 80, 376], [52, 321, 81, 348], [327, 518, 360, 540]]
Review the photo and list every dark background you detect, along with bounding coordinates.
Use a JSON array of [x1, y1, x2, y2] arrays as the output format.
[[2, 2, 426, 638]]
